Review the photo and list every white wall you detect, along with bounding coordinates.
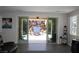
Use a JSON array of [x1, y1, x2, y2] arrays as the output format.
[[0, 11, 68, 44], [67, 9, 79, 46]]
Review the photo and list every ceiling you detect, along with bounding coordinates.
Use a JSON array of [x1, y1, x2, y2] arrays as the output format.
[[0, 6, 79, 13]]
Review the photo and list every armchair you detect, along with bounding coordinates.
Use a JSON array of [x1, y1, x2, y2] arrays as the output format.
[[0, 35, 17, 53]]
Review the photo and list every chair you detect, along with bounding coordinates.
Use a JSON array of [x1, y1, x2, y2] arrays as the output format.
[[0, 35, 17, 53]]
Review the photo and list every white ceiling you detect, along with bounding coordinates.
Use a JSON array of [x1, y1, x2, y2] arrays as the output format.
[[0, 6, 79, 13]]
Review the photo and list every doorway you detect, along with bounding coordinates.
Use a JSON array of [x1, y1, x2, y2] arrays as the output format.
[[18, 17, 57, 44], [28, 17, 47, 43]]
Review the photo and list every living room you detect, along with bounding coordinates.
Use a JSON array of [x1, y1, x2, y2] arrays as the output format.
[[0, 6, 79, 53]]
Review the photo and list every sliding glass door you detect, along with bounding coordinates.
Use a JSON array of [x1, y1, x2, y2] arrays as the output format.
[[47, 18, 57, 43], [19, 17, 28, 41]]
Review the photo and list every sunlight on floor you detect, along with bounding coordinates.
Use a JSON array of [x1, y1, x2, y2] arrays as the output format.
[[28, 33, 47, 43]]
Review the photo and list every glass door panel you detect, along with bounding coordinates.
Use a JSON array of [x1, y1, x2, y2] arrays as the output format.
[[19, 17, 28, 41]]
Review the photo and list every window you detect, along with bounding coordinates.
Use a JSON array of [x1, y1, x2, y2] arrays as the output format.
[[70, 16, 77, 36]]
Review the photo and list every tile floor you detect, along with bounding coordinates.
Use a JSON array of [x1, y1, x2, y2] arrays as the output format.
[[17, 43, 71, 53]]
